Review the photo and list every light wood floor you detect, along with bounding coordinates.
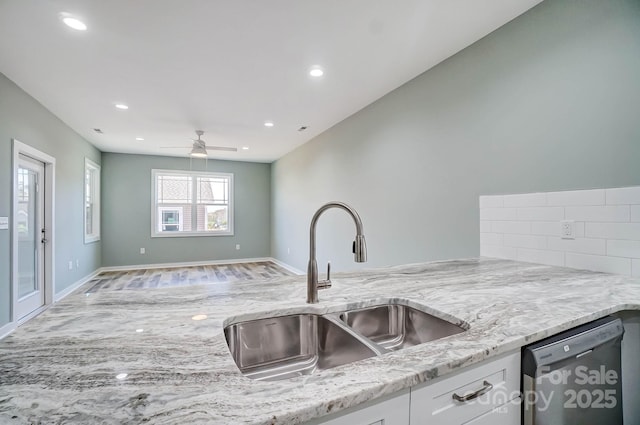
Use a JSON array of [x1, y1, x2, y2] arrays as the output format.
[[84, 261, 294, 293]]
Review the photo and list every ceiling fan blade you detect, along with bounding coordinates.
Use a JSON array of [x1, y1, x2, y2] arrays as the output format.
[[204, 145, 238, 152], [159, 146, 189, 148]]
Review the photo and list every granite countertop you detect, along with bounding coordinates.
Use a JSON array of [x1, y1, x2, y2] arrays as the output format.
[[2, 258, 640, 424]]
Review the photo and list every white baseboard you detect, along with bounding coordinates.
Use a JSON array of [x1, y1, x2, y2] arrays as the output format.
[[54, 269, 103, 302], [99, 257, 276, 272], [0, 321, 16, 340], [269, 258, 304, 275]]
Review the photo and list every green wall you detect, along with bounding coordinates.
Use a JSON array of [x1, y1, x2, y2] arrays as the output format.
[[101, 153, 270, 267], [271, 0, 640, 272], [0, 73, 101, 327]]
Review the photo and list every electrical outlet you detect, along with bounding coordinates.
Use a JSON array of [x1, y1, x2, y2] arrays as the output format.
[[561, 220, 575, 240], [235, 244, 241, 250], [287, 247, 290, 255], [140, 247, 146, 254], [68, 261, 73, 270], [76, 259, 79, 268]]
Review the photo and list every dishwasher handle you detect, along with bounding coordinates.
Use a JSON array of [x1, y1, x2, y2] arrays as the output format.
[[452, 380, 494, 402]]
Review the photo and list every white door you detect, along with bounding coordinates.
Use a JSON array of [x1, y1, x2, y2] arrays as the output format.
[[14, 154, 46, 320]]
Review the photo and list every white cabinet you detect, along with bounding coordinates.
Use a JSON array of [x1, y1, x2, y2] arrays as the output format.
[[311, 389, 410, 425], [410, 350, 520, 425], [308, 351, 521, 425]]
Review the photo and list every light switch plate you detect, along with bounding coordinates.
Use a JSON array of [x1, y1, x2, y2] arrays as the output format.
[[0, 217, 8, 230]]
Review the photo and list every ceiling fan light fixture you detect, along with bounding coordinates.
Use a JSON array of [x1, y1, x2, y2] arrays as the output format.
[[190, 145, 208, 158]]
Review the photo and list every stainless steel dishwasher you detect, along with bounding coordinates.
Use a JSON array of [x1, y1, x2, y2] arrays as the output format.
[[522, 316, 624, 425]]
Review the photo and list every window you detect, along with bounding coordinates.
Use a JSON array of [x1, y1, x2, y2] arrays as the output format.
[[84, 158, 100, 243], [152, 169, 233, 237]]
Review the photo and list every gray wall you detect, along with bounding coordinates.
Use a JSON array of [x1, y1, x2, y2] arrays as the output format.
[[101, 153, 270, 267], [0, 73, 102, 327], [271, 0, 640, 272]]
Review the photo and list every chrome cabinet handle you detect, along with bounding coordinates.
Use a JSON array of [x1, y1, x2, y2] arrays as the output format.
[[452, 380, 494, 402]]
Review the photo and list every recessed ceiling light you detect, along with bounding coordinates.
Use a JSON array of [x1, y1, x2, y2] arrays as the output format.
[[242, 147, 249, 150], [264, 121, 274, 128], [309, 66, 324, 77], [135, 137, 144, 141], [115, 373, 128, 380], [191, 314, 207, 321], [135, 328, 144, 333], [115, 104, 129, 110], [60, 14, 87, 31]]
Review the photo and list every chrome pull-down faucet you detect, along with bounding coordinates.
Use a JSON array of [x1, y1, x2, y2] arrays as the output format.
[[307, 202, 367, 304]]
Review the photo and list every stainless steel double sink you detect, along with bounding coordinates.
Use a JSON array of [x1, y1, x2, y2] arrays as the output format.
[[224, 301, 467, 381]]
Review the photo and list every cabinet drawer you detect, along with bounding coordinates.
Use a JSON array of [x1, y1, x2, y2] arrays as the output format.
[[410, 350, 520, 424]]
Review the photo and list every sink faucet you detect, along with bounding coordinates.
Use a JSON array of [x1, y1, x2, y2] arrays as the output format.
[[307, 202, 367, 304]]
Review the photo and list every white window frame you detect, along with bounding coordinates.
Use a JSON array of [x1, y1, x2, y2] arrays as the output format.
[[151, 169, 234, 237], [84, 158, 101, 244]]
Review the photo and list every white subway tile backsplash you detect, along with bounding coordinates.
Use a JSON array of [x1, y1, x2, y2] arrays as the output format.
[[606, 187, 640, 205], [607, 240, 640, 258], [530, 221, 560, 236], [586, 222, 640, 240], [503, 234, 547, 249], [517, 248, 565, 267], [547, 189, 605, 206], [479, 195, 504, 208], [503, 193, 547, 207], [565, 206, 630, 222], [631, 206, 640, 222], [481, 233, 503, 246], [532, 221, 585, 238], [547, 237, 606, 255], [481, 244, 517, 260], [517, 207, 564, 221], [480, 207, 518, 221], [491, 221, 531, 235], [565, 253, 631, 276], [480, 186, 640, 275]]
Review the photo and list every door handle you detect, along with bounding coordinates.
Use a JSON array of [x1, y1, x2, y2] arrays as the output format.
[[452, 380, 494, 402]]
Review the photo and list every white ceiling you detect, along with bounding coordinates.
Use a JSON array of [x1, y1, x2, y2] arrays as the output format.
[[0, 0, 542, 163]]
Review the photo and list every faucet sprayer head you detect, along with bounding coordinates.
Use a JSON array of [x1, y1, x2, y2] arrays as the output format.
[[354, 235, 367, 263]]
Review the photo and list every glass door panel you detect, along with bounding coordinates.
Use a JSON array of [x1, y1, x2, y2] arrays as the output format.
[[17, 166, 39, 298]]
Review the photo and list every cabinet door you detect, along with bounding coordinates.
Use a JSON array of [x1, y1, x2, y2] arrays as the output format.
[[462, 397, 521, 425], [311, 390, 410, 425]]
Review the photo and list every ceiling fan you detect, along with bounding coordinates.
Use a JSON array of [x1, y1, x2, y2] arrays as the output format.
[[161, 130, 237, 158]]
